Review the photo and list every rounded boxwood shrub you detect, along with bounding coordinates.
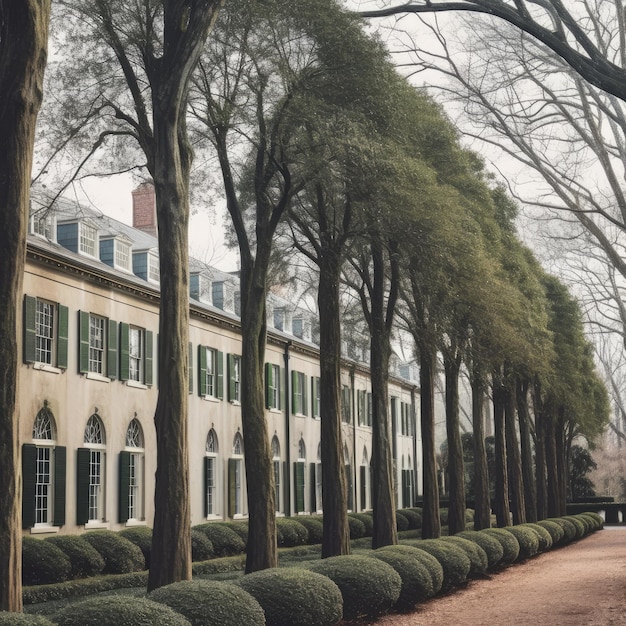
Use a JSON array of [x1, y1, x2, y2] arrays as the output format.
[[44, 535, 104, 580], [308, 555, 401, 621], [456, 530, 504, 570], [394, 544, 444, 594], [297, 517, 324, 544], [53, 596, 190, 625], [119, 526, 153, 568], [439, 508, 449, 525], [395, 511, 410, 532], [465, 509, 475, 523], [398, 509, 421, 530], [149, 579, 264, 626], [22, 537, 71, 586], [193, 523, 245, 556], [348, 513, 373, 536], [0, 614, 54, 625], [190, 529, 215, 562], [521, 523, 553, 552], [580, 511, 603, 529], [441, 536, 488, 576], [481, 529, 520, 564], [403, 539, 471, 591], [370, 546, 435, 609], [82, 530, 145, 574], [564, 515, 586, 538], [219, 522, 249, 545], [406, 508, 423, 528], [346, 516, 366, 540], [536, 519, 565, 545], [546, 518, 577, 544], [237, 567, 342, 626], [503, 526, 540, 560], [276, 518, 308, 547]]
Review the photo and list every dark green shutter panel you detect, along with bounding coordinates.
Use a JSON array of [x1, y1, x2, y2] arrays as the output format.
[[57, 304, 69, 369], [311, 377, 318, 417], [283, 461, 289, 516], [23, 295, 37, 363], [216, 351, 224, 399], [188, 342, 193, 394], [118, 451, 131, 523], [198, 345, 207, 396], [309, 462, 317, 512], [265, 363, 272, 409], [54, 446, 66, 526], [302, 374, 308, 416], [346, 464, 353, 511], [22, 443, 37, 528], [228, 458, 237, 518], [78, 311, 90, 373], [291, 370, 299, 414], [76, 448, 91, 525], [107, 319, 118, 379], [227, 354, 236, 401], [144, 330, 153, 385], [294, 462, 305, 513], [119, 323, 130, 381], [279, 366, 284, 411], [360, 466, 367, 511], [204, 456, 210, 517]]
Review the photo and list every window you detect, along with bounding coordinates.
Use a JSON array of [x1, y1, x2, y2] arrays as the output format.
[[148, 252, 160, 283], [360, 447, 371, 511], [22, 406, 66, 530], [77, 413, 106, 524], [291, 371, 307, 416], [273, 308, 284, 331], [23, 296, 68, 369], [294, 438, 306, 514], [401, 456, 415, 509], [227, 354, 241, 402], [344, 444, 353, 511], [198, 346, 223, 398], [30, 212, 54, 239], [316, 443, 323, 513], [367, 393, 373, 427], [121, 419, 145, 522], [265, 363, 281, 410], [79, 312, 118, 379], [272, 436, 281, 514], [229, 433, 244, 517], [312, 376, 320, 419], [341, 385, 351, 423], [357, 390, 366, 426], [88, 315, 105, 374], [400, 402, 413, 436], [115, 240, 131, 271], [204, 429, 219, 517], [79, 222, 98, 257], [120, 323, 153, 386]]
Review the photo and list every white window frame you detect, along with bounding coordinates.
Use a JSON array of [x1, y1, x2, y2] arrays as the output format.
[[148, 252, 160, 283], [84, 414, 106, 524], [269, 364, 280, 410], [205, 348, 216, 397], [35, 299, 55, 365], [129, 326, 144, 383], [79, 221, 98, 257], [205, 429, 219, 517], [115, 240, 131, 271], [89, 314, 106, 375], [126, 419, 145, 522]]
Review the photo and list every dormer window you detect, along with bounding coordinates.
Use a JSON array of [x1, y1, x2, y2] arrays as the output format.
[[30, 212, 55, 240], [79, 222, 98, 257], [190, 272, 212, 304], [132, 248, 159, 284], [148, 252, 159, 283], [115, 240, 130, 271], [100, 236, 132, 272]]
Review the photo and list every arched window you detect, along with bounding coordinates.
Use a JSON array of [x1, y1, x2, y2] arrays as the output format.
[[204, 429, 220, 517], [294, 437, 307, 514], [297, 438, 306, 461], [229, 433, 244, 517], [233, 432, 243, 455], [360, 446, 371, 511], [81, 413, 106, 523], [122, 419, 144, 522], [272, 436, 281, 514]]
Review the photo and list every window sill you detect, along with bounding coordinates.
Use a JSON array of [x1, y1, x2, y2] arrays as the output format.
[[30, 525, 60, 535], [125, 519, 147, 527], [230, 400, 241, 406], [85, 521, 109, 530], [233, 514, 248, 520], [32, 363, 62, 375], [126, 380, 147, 390], [268, 408, 282, 414], [86, 372, 111, 384], [202, 395, 221, 403], [205, 514, 222, 521]]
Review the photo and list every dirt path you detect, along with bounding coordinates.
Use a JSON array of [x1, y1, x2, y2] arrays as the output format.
[[375, 527, 626, 625]]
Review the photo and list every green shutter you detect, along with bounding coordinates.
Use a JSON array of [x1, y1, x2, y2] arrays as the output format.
[[216, 351, 224, 399], [291, 370, 299, 414], [188, 342, 193, 394], [294, 462, 305, 513], [198, 345, 207, 396], [119, 323, 129, 381], [57, 304, 69, 369], [309, 462, 317, 512], [54, 446, 66, 526], [283, 461, 289, 516], [76, 448, 90, 525], [23, 295, 36, 363], [346, 464, 353, 511], [360, 466, 367, 511], [78, 311, 90, 373], [204, 456, 210, 517], [227, 354, 236, 401], [118, 451, 131, 523], [228, 458, 237, 518], [144, 330, 153, 385], [22, 443, 37, 528], [265, 363, 272, 409], [279, 366, 285, 411], [311, 377, 318, 417], [107, 319, 118, 379], [302, 374, 308, 416]]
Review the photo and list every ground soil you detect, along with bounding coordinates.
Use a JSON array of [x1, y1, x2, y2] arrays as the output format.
[[374, 526, 626, 625]]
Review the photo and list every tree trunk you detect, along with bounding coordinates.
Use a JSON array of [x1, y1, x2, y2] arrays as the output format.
[[443, 351, 465, 534], [555, 409, 567, 516], [545, 415, 560, 518], [318, 252, 350, 557], [0, 0, 51, 611], [370, 241, 397, 549], [504, 378, 525, 525], [517, 378, 537, 522], [492, 371, 511, 527], [470, 367, 491, 530], [420, 347, 441, 538], [240, 259, 277, 572], [533, 377, 547, 520]]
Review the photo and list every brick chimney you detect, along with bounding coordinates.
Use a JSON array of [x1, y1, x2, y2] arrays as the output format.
[[131, 182, 157, 237]]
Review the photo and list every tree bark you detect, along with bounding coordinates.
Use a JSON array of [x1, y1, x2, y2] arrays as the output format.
[[517, 377, 537, 522], [504, 378, 525, 525], [443, 351, 465, 534], [420, 347, 441, 538], [318, 250, 350, 557], [555, 409, 567, 516], [470, 367, 491, 530], [533, 377, 547, 520], [0, 0, 51, 611], [545, 415, 560, 518], [492, 371, 511, 527]]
